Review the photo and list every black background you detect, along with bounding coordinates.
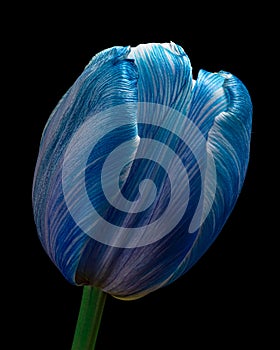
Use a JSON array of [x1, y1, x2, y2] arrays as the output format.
[[8, 3, 264, 349]]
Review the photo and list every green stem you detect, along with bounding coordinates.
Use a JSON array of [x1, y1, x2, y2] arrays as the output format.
[[71, 286, 107, 350]]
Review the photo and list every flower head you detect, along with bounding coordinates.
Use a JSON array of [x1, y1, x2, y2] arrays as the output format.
[[32, 42, 252, 300]]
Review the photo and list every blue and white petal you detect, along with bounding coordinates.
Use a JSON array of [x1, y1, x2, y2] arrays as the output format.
[[165, 70, 253, 286], [75, 43, 199, 298], [32, 46, 139, 284]]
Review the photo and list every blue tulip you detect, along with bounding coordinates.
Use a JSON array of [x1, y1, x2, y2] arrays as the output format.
[[32, 42, 252, 301]]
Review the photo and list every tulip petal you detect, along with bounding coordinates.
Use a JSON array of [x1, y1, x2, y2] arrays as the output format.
[[165, 70, 253, 285], [75, 44, 204, 298], [129, 41, 193, 112], [32, 46, 139, 283]]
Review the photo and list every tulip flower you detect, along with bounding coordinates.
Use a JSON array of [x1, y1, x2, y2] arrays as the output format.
[[32, 42, 252, 349]]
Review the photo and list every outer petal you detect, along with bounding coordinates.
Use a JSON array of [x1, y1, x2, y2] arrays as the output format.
[[165, 70, 253, 286], [75, 43, 198, 299], [32, 46, 139, 283]]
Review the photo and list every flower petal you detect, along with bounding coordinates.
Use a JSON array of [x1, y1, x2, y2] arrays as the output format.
[[32, 46, 139, 283], [165, 71, 253, 285], [129, 42, 193, 112]]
